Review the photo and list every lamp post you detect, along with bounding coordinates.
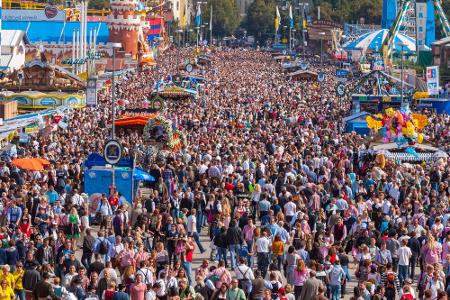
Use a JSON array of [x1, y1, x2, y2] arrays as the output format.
[[201, 24, 206, 43], [195, 26, 200, 47], [319, 31, 325, 65], [399, 42, 406, 105], [196, 1, 207, 46], [204, 22, 208, 42], [292, 29, 297, 48], [296, 2, 309, 60], [110, 42, 122, 140], [340, 34, 347, 65], [189, 29, 194, 46]]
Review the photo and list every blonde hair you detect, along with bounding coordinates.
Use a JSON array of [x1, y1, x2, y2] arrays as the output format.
[[427, 235, 436, 251]]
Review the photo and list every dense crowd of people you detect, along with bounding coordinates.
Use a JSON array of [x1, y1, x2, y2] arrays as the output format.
[[0, 46, 449, 300]]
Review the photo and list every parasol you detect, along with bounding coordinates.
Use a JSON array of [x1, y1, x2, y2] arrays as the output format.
[[35, 158, 50, 166], [12, 158, 45, 171]]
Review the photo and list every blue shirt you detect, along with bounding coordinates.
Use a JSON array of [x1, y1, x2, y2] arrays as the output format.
[[276, 226, 290, 244], [112, 291, 130, 300], [259, 200, 270, 212], [8, 206, 22, 223], [93, 237, 112, 254], [266, 224, 279, 237], [46, 190, 59, 205]]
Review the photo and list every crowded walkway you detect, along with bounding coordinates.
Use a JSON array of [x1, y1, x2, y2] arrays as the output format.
[[0, 47, 449, 300]]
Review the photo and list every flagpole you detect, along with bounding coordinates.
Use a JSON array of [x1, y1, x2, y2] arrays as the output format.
[[210, 4, 213, 45], [289, 5, 292, 52], [289, 27, 292, 51]]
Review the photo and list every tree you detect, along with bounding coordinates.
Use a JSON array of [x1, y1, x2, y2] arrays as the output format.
[[203, 0, 241, 37], [244, 0, 277, 42]]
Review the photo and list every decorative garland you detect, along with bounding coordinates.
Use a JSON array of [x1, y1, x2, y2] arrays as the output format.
[[143, 115, 185, 151]]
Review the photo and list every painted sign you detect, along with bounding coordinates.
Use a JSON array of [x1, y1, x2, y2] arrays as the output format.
[[2, 8, 66, 21], [336, 69, 349, 77], [426, 66, 440, 95]]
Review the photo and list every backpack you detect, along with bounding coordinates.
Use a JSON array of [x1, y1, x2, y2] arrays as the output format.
[[98, 238, 108, 255], [385, 272, 396, 290]]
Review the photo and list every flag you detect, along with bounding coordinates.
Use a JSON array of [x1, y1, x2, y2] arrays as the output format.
[[275, 6, 280, 33], [196, 4, 201, 27], [301, 8, 307, 29], [289, 5, 294, 29]]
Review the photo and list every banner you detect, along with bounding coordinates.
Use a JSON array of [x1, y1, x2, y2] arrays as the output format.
[[426, 66, 439, 95], [2, 8, 66, 21]]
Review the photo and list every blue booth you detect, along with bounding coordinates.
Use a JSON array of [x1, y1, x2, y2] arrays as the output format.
[[84, 153, 155, 203], [416, 98, 450, 114]]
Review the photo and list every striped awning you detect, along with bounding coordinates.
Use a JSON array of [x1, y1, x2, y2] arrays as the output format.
[[343, 29, 430, 53]]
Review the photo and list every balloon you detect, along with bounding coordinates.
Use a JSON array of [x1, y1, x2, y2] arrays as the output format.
[[385, 107, 395, 118], [396, 112, 404, 125], [366, 116, 382, 130], [417, 133, 424, 144], [368, 108, 429, 148], [404, 127, 415, 137]]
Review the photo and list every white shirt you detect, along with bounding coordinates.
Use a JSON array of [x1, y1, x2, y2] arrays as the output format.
[[137, 267, 154, 285], [256, 236, 271, 253], [187, 215, 196, 233], [235, 264, 255, 280], [284, 202, 296, 217], [397, 246, 412, 266], [71, 194, 84, 206]]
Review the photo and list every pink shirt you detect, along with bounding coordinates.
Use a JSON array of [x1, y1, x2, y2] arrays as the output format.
[[120, 249, 135, 267], [292, 269, 309, 286], [243, 225, 255, 241], [423, 243, 442, 265], [130, 282, 147, 300], [134, 251, 150, 268]]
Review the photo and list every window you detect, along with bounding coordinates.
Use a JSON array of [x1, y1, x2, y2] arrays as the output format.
[[177, 1, 179, 10], [418, 12, 423, 18]]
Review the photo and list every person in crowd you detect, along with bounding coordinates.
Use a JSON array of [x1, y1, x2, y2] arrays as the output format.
[[0, 46, 445, 300]]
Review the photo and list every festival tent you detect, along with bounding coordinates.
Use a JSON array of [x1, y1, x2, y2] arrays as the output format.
[[114, 115, 156, 129], [343, 29, 430, 53], [287, 70, 318, 81]]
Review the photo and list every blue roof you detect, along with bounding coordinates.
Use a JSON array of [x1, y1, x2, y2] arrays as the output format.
[[342, 29, 428, 53], [2, 21, 109, 44]]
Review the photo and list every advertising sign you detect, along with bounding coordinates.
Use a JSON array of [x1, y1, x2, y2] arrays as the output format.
[[415, 2, 427, 49], [336, 69, 349, 77], [86, 77, 98, 107], [2, 8, 66, 21], [426, 66, 440, 95], [104, 140, 122, 165]]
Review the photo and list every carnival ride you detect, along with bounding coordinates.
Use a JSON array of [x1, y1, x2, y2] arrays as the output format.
[[383, 0, 450, 56], [342, 0, 450, 61]]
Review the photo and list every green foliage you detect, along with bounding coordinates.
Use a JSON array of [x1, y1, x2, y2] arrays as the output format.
[[203, 0, 241, 37], [243, 0, 277, 41], [243, 0, 383, 41]]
